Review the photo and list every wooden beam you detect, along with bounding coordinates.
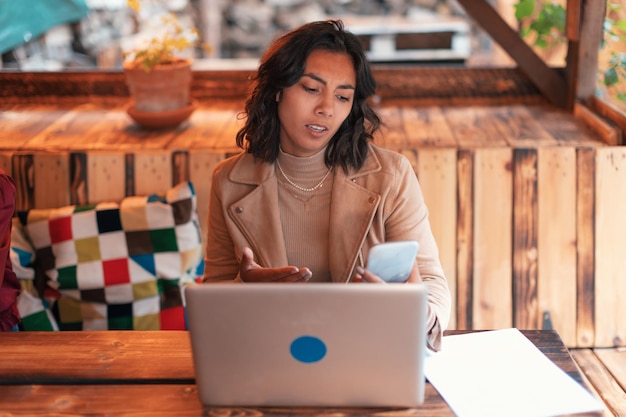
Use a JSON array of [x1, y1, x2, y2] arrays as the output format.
[[575, 0, 606, 102], [565, 0, 583, 110], [456, 0, 568, 108]]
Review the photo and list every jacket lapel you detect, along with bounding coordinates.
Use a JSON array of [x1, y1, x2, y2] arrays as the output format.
[[227, 155, 289, 268], [328, 149, 382, 282]]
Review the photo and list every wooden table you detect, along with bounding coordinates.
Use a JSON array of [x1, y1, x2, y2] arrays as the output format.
[[0, 330, 599, 416]]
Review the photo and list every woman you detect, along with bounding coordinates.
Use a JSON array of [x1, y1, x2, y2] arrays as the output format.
[[204, 20, 450, 350]]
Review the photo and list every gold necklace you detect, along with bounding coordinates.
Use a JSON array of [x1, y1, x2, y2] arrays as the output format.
[[276, 160, 332, 192]]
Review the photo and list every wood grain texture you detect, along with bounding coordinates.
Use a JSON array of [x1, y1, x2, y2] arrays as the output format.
[[33, 153, 71, 209], [442, 106, 509, 148], [594, 348, 626, 392], [189, 151, 227, 247], [537, 147, 577, 345], [398, 106, 457, 148], [576, 148, 596, 347], [456, 149, 473, 330], [416, 148, 458, 330], [594, 148, 626, 347], [513, 148, 539, 330], [571, 349, 626, 416], [473, 148, 513, 330], [0, 330, 593, 416], [133, 151, 174, 196]]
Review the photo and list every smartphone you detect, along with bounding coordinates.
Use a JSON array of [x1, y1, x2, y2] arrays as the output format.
[[365, 240, 420, 283]]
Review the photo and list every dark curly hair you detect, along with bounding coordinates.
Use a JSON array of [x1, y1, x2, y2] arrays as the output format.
[[235, 20, 381, 173]]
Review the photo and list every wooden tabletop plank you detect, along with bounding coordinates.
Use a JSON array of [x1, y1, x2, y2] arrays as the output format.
[[442, 106, 509, 148], [489, 105, 560, 147], [594, 348, 626, 391], [0, 331, 195, 383], [0, 384, 457, 417], [0, 330, 598, 416], [571, 349, 626, 416], [169, 101, 241, 151], [400, 106, 458, 148], [0, 107, 75, 150], [524, 105, 606, 147]]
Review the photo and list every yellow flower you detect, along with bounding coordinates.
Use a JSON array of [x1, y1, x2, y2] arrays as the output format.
[[127, 0, 140, 13]]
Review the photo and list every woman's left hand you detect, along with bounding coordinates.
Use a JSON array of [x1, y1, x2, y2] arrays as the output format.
[[352, 261, 422, 283]]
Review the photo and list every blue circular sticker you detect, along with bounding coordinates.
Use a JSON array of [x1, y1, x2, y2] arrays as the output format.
[[290, 335, 327, 363]]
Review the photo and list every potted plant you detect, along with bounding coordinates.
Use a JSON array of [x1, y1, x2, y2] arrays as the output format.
[[122, 0, 201, 128]]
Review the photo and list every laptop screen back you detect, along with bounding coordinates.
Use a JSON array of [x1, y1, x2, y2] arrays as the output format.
[[185, 283, 428, 407]]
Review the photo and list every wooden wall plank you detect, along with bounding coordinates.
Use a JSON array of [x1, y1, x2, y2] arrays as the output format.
[[133, 152, 173, 197], [33, 153, 71, 209], [399, 106, 457, 148], [172, 150, 190, 185], [577, 147, 596, 347], [473, 148, 513, 329], [416, 148, 458, 330], [189, 151, 226, 247], [537, 147, 577, 346], [456, 149, 473, 330], [594, 148, 626, 347], [69, 152, 88, 205], [0, 152, 12, 176], [83, 153, 127, 204], [513, 148, 539, 330], [11, 154, 35, 212]]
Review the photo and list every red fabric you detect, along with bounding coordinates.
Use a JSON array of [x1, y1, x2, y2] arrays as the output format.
[[0, 170, 20, 331]]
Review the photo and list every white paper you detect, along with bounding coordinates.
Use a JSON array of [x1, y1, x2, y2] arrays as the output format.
[[424, 328, 603, 417]]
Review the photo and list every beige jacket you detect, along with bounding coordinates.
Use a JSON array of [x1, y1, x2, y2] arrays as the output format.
[[204, 143, 450, 350]]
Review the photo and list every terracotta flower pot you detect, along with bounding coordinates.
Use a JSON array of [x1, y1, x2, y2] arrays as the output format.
[[123, 58, 193, 113]]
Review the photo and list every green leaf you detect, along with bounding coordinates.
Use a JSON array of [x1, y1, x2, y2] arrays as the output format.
[[604, 67, 619, 86], [615, 19, 626, 32], [515, 0, 535, 20], [617, 92, 626, 102]]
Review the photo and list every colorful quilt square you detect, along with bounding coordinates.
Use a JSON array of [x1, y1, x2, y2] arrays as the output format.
[[145, 202, 175, 229], [57, 265, 78, 290], [104, 283, 134, 304], [126, 230, 153, 256], [107, 303, 134, 329], [49, 216, 73, 244], [159, 305, 186, 330], [76, 261, 105, 290], [133, 295, 160, 317], [150, 228, 178, 253], [52, 240, 79, 269], [96, 208, 123, 233], [119, 196, 150, 231], [98, 231, 129, 260], [154, 252, 182, 278], [70, 210, 99, 239], [79, 288, 106, 303], [171, 198, 193, 225], [102, 258, 131, 286], [75, 236, 101, 263], [132, 280, 159, 299], [175, 222, 202, 252]]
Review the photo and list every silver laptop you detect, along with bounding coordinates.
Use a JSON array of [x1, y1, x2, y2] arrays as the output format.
[[185, 283, 428, 408]]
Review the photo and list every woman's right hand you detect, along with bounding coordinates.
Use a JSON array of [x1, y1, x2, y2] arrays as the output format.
[[239, 247, 312, 283]]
